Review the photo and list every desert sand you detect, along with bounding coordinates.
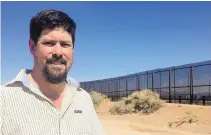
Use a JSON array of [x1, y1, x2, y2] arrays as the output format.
[[97, 100, 211, 135]]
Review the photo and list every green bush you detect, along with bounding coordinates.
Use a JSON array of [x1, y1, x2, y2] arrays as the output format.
[[109, 90, 164, 115]]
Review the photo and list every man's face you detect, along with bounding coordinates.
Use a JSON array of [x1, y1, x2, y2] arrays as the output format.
[[30, 27, 74, 84]]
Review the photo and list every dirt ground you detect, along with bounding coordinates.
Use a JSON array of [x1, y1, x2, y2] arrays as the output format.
[[97, 100, 211, 135]]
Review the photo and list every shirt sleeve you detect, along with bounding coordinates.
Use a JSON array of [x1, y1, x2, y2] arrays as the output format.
[[0, 87, 5, 135], [86, 93, 107, 135]]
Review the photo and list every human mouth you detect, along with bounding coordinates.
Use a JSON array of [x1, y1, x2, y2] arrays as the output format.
[[46, 56, 67, 67], [48, 59, 64, 65], [48, 63, 65, 69], [50, 62, 63, 65]]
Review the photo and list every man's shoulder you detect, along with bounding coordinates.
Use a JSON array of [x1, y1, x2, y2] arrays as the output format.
[[0, 80, 23, 100], [1, 69, 29, 89], [75, 87, 91, 98], [66, 76, 91, 99], [0, 81, 15, 91], [73, 86, 94, 104], [0, 84, 10, 99], [0, 69, 31, 97], [0, 77, 23, 92]]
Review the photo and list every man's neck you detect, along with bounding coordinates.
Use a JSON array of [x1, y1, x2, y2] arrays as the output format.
[[28, 68, 67, 102]]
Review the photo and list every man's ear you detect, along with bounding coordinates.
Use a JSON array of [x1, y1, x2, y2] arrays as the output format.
[[29, 38, 36, 56]]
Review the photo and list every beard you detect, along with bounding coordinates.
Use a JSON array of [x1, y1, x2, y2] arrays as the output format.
[[42, 54, 69, 84]]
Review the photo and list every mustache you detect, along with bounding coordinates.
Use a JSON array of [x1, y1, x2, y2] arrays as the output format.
[[46, 54, 67, 65]]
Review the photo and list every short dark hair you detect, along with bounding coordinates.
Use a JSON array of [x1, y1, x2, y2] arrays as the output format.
[[30, 9, 76, 47]]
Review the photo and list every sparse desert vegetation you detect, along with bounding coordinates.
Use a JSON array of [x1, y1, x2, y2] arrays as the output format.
[[91, 90, 211, 135], [167, 111, 199, 128], [109, 90, 164, 115], [89, 91, 110, 109]]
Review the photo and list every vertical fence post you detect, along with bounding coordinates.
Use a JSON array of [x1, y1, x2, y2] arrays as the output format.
[[101, 81, 103, 94], [88, 82, 90, 93], [169, 69, 172, 103], [126, 76, 128, 97], [95, 81, 96, 92], [115, 80, 117, 100], [103, 81, 105, 94], [209, 82, 210, 97], [152, 72, 154, 91], [96, 81, 97, 92], [179, 96, 182, 103], [93, 82, 95, 92], [147, 72, 149, 89], [202, 96, 206, 106], [96, 81, 98, 92], [97, 81, 99, 92], [118, 78, 120, 100], [105, 80, 106, 97], [102, 80, 104, 96], [160, 71, 162, 97], [137, 73, 140, 91], [190, 65, 193, 104], [99, 81, 101, 93], [108, 80, 111, 100], [112, 80, 114, 100], [109, 80, 111, 99], [174, 67, 176, 103]]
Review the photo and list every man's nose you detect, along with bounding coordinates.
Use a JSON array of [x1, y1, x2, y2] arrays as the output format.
[[52, 43, 63, 57]]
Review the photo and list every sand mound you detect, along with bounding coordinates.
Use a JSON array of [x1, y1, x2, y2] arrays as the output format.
[[96, 98, 113, 114], [97, 101, 211, 135]]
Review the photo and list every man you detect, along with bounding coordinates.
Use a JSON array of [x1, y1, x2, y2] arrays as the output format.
[[0, 9, 106, 135]]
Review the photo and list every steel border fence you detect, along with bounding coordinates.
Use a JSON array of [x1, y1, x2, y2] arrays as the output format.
[[80, 60, 211, 105]]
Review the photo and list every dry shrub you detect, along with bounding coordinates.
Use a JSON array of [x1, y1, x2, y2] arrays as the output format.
[[109, 89, 164, 115], [109, 98, 134, 114], [168, 111, 199, 128], [90, 91, 108, 109]]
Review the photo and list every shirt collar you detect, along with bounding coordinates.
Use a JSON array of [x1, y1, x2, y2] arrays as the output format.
[[4, 69, 80, 88]]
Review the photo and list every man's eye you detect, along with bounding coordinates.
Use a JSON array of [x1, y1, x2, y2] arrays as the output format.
[[43, 42, 55, 46], [61, 44, 73, 48]]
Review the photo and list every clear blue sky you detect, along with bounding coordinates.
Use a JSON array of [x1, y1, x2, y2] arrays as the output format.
[[1, 1, 211, 84]]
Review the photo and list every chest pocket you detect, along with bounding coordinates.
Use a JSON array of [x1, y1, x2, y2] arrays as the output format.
[[61, 108, 92, 135]]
